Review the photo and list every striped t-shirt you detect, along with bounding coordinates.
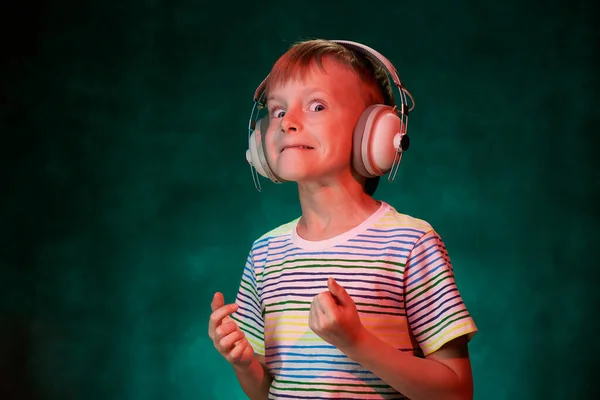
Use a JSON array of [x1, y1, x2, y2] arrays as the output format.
[[231, 201, 477, 399]]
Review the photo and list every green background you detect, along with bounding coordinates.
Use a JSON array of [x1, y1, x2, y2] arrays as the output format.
[[1, 0, 598, 399]]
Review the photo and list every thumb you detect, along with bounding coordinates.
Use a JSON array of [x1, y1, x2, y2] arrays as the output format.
[[327, 277, 350, 305], [211, 292, 224, 312]]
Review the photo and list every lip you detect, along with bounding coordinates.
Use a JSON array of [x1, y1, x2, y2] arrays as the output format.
[[281, 145, 314, 153]]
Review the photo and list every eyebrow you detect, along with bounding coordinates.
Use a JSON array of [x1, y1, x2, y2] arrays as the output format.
[[267, 88, 328, 103]]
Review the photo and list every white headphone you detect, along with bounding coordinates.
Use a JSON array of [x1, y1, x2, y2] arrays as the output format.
[[246, 40, 415, 192]]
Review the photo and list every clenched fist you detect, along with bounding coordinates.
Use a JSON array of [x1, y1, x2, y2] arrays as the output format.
[[309, 277, 367, 351]]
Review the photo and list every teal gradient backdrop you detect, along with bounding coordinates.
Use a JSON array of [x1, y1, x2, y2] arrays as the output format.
[[1, 0, 598, 399]]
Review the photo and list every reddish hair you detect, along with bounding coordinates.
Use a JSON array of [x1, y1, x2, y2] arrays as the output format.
[[264, 39, 394, 108]]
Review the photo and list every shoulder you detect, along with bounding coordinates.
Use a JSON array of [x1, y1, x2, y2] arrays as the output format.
[[249, 217, 300, 251], [372, 203, 448, 262], [375, 201, 435, 235]]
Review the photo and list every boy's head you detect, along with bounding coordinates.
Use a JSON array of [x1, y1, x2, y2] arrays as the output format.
[[262, 39, 395, 197]]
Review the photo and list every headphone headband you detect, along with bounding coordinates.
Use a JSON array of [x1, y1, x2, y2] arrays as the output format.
[[246, 39, 415, 192], [252, 40, 414, 113]]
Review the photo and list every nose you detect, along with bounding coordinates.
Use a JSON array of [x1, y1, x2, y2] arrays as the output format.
[[280, 109, 302, 133]]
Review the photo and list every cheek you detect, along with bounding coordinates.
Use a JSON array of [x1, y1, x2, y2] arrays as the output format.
[[263, 128, 280, 161], [328, 129, 354, 158]]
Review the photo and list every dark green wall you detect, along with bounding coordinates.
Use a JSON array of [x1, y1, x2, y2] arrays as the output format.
[[1, 0, 598, 399]]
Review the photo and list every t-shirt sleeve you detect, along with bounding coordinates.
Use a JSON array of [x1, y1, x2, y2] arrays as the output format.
[[230, 249, 265, 356], [403, 229, 478, 356]]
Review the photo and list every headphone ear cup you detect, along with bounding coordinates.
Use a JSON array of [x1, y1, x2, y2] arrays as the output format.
[[352, 108, 374, 178], [352, 105, 407, 177], [247, 116, 284, 183], [247, 117, 270, 179]]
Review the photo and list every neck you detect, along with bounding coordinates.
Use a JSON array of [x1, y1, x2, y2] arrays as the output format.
[[296, 175, 381, 241]]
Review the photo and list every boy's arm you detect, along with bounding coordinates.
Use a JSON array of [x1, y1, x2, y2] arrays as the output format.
[[229, 249, 271, 399], [311, 279, 473, 400], [232, 354, 273, 400], [338, 228, 475, 400], [341, 332, 473, 400]]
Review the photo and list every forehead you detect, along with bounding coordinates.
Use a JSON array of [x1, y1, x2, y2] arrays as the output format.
[[266, 57, 362, 98]]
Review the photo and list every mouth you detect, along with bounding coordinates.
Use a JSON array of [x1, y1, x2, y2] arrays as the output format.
[[281, 145, 314, 153]]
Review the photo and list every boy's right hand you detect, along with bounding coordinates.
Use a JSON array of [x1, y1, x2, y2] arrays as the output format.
[[209, 292, 254, 368]]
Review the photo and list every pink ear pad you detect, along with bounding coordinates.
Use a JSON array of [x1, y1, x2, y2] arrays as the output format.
[[352, 105, 398, 177], [352, 108, 373, 177]]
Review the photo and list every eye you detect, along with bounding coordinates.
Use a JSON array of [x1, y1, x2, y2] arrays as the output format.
[[269, 107, 286, 119], [309, 99, 326, 112]]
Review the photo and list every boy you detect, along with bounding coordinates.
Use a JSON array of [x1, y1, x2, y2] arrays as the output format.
[[208, 39, 478, 400]]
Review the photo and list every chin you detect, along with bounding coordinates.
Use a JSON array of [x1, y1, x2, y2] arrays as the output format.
[[277, 170, 341, 186], [275, 159, 313, 181], [277, 170, 310, 182]]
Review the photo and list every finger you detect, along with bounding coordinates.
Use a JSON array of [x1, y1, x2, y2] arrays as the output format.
[[310, 294, 330, 328], [211, 292, 224, 312], [327, 277, 350, 305], [209, 303, 239, 335], [229, 338, 250, 360], [213, 303, 238, 323], [215, 321, 239, 340], [315, 292, 337, 316], [308, 298, 317, 329], [218, 330, 245, 351]]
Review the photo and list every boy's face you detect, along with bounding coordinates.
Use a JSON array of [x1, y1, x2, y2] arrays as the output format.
[[264, 57, 367, 187]]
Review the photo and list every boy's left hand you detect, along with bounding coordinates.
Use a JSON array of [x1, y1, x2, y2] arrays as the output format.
[[309, 277, 366, 351]]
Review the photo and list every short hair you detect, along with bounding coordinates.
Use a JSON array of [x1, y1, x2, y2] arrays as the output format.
[[264, 39, 395, 197]]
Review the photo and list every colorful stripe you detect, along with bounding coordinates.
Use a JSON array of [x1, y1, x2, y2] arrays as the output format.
[[232, 202, 477, 399]]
